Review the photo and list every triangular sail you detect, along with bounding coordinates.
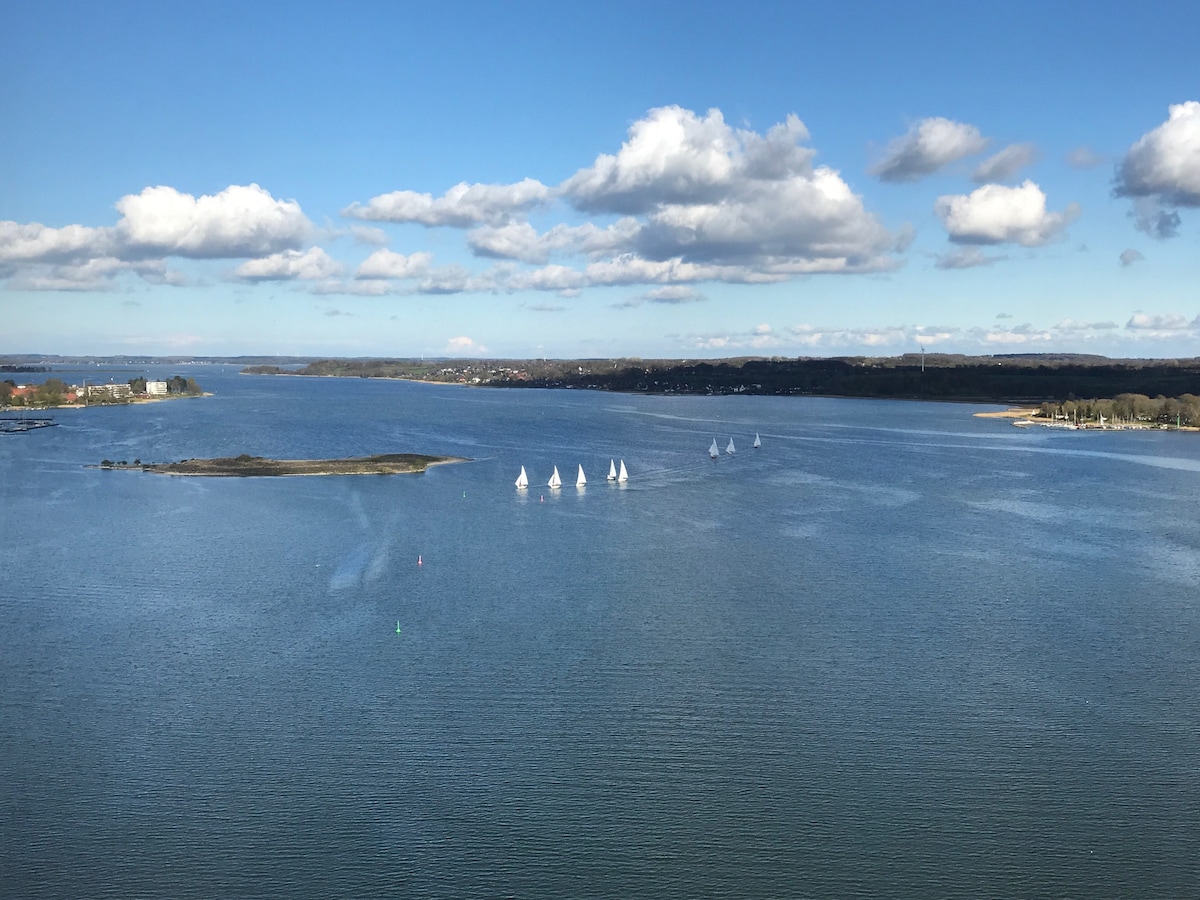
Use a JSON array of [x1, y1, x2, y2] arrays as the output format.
[[617, 460, 628, 482], [548, 466, 562, 488], [607, 459, 617, 480], [576, 464, 586, 486], [515, 465, 528, 488], [726, 438, 735, 455], [709, 439, 719, 459], [753, 433, 761, 449]]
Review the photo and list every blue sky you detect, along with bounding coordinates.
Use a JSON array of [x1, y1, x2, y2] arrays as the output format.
[[2, 0, 1198, 359]]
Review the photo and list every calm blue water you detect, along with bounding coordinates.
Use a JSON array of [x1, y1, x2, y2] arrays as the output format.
[[3, 368, 1199, 898]]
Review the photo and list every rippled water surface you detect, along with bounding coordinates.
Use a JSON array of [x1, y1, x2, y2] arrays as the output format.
[[3, 368, 1199, 898]]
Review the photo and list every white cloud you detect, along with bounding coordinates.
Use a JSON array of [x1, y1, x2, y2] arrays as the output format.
[[5, 257, 177, 292], [467, 219, 639, 263], [446, 336, 489, 355], [1118, 248, 1144, 267], [333, 106, 908, 295], [1126, 312, 1191, 331], [982, 326, 1053, 345], [562, 107, 806, 214], [870, 117, 989, 182], [342, 178, 550, 227], [355, 249, 433, 280], [235, 247, 343, 281], [559, 106, 905, 275], [0, 221, 113, 263], [116, 184, 311, 258], [1115, 101, 1200, 206], [1055, 318, 1117, 332], [503, 264, 587, 293], [935, 180, 1079, 246], [972, 143, 1037, 183], [1, 183, 313, 291]]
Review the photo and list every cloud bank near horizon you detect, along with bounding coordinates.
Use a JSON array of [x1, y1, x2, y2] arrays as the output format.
[[1, 101, 1196, 306]]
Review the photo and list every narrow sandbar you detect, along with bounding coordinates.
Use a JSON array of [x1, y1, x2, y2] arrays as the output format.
[[98, 453, 467, 476]]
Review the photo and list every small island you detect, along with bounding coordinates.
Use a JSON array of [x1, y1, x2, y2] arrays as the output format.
[[95, 453, 466, 476]]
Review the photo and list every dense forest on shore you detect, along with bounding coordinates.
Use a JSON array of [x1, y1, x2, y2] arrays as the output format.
[[243, 354, 1200, 412]]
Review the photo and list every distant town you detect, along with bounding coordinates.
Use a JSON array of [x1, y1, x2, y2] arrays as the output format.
[[0, 374, 203, 408]]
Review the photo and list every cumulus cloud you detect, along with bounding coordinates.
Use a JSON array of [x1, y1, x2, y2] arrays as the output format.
[[1, 183, 313, 291], [466, 220, 639, 263], [935, 180, 1079, 246], [355, 249, 433, 280], [0, 221, 113, 263], [1119, 248, 1145, 267], [1115, 101, 1200, 206], [503, 264, 587, 293], [4, 257, 178, 292], [1127, 312, 1191, 331], [115, 184, 311, 258], [446, 336, 489, 356], [972, 143, 1038, 183], [870, 117, 989, 182], [235, 247, 343, 281], [333, 106, 909, 296], [558, 106, 905, 274], [982, 325, 1053, 345], [342, 178, 550, 227], [562, 107, 809, 213]]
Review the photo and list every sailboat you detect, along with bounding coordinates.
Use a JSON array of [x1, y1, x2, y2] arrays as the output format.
[[753, 433, 761, 449], [607, 459, 617, 481], [548, 466, 562, 489], [515, 465, 529, 489], [617, 460, 628, 482], [726, 438, 736, 455], [576, 464, 586, 487], [709, 439, 720, 459]]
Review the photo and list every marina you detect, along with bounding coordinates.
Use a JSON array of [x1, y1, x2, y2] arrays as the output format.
[[0, 414, 57, 433]]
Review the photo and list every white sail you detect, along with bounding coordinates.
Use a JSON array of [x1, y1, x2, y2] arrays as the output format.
[[753, 432, 761, 449], [548, 466, 562, 488], [726, 438, 736, 455], [617, 460, 628, 482], [576, 464, 586, 486], [515, 465, 528, 488], [709, 439, 719, 459], [607, 459, 617, 480]]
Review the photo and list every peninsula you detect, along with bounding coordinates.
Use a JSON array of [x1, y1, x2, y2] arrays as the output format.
[[97, 453, 466, 477]]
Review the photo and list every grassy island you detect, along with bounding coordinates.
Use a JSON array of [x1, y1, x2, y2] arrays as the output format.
[[97, 453, 466, 476]]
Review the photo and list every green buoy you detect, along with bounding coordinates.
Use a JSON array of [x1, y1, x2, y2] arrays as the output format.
[[396, 620, 402, 634]]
